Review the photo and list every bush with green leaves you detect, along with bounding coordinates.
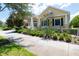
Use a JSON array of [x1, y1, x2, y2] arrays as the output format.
[[63, 29, 77, 35], [16, 28, 72, 43], [51, 32, 72, 43], [59, 33, 64, 41], [28, 29, 45, 37], [16, 28, 45, 37], [52, 33, 58, 40], [59, 33, 72, 43], [16, 28, 23, 33], [64, 33, 72, 43], [3, 27, 12, 30]]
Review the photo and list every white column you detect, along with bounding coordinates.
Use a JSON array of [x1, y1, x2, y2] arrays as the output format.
[[64, 14, 68, 28], [30, 17, 34, 29], [37, 18, 40, 27]]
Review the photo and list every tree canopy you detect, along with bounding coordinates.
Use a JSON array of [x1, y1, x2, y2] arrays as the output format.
[[6, 12, 24, 28], [70, 15, 79, 28], [0, 3, 32, 28], [0, 3, 32, 13]]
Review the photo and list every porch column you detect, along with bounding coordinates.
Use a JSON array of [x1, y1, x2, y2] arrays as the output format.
[[64, 14, 68, 28], [30, 17, 34, 29], [37, 18, 41, 28]]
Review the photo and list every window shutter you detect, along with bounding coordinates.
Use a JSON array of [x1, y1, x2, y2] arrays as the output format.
[[52, 19, 54, 26], [41, 21, 43, 26], [61, 18, 63, 26]]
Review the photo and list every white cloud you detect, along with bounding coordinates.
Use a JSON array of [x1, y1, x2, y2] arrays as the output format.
[[70, 11, 79, 21], [31, 3, 47, 15], [60, 3, 71, 9]]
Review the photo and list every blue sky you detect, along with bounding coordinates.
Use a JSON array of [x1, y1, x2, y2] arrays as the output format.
[[0, 3, 79, 22]]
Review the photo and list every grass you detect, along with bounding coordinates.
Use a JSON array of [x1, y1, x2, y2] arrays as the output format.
[[0, 43, 34, 56], [0, 36, 6, 40], [0, 36, 34, 56], [0, 27, 3, 30]]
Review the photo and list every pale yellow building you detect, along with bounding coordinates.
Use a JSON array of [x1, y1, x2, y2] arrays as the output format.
[[24, 6, 70, 29]]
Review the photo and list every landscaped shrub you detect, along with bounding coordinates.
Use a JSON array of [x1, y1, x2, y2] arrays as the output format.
[[52, 33, 58, 40], [27, 29, 45, 37], [3, 27, 12, 30], [59, 33, 72, 43], [16, 28, 72, 43], [22, 29, 30, 34], [52, 28, 61, 33], [29, 30, 37, 36], [35, 31, 45, 37], [63, 28, 77, 35], [59, 33, 64, 41], [16, 28, 23, 33], [75, 38, 79, 45], [64, 33, 72, 43]]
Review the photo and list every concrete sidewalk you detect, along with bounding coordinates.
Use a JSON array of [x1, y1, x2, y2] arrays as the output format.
[[0, 30, 79, 56]]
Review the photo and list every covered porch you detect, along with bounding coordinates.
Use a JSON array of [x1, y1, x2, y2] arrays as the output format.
[[29, 14, 69, 29]]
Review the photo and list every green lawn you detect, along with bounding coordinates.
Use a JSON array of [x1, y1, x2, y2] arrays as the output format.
[[0, 43, 34, 56], [0, 36, 34, 56]]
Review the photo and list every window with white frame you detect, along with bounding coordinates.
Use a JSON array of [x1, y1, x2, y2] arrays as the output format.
[[33, 20, 37, 27], [52, 18, 63, 26], [41, 20, 48, 26]]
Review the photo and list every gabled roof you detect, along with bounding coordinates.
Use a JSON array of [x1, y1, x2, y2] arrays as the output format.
[[39, 6, 70, 17], [48, 6, 69, 13]]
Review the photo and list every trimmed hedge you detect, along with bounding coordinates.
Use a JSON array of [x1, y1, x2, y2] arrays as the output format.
[[63, 29, 77, 35]]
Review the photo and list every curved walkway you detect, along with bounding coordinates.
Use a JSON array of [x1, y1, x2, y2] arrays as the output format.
[[0, 30, 79, 56]]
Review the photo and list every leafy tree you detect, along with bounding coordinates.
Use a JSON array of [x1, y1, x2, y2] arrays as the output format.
[[70, 15, 79, 27], [0, 3, 32, 28], [0, 3, 32, 13], [6, 12, 24, 28]]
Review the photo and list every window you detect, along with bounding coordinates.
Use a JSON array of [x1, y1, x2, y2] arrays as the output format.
[[33, 20, 37, 27], [55, 19, 60, 26], [34, 22, 37, 27], [41, 20, 48, 26], [48, 11, 53, 15], [44, 20, 48, 26]]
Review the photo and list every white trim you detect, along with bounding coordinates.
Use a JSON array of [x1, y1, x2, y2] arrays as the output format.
[[48, 6, 69, 13], [53, 14, 66, 17], [30, 17, 34, 29], [64, 14, 68, 25], [37, 18, 40, 27]]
